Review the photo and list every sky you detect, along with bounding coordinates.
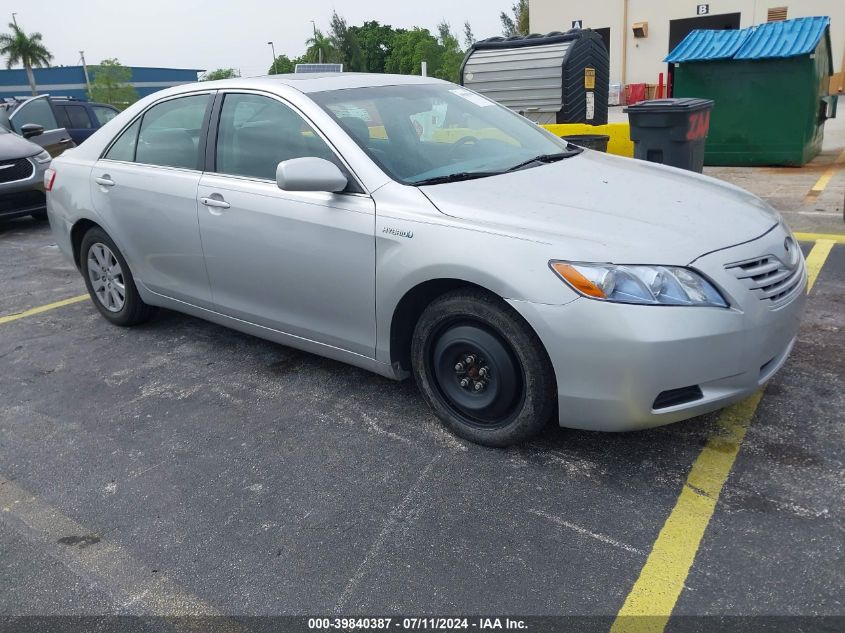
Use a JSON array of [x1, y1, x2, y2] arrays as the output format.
[[6, 0, 512, 77]]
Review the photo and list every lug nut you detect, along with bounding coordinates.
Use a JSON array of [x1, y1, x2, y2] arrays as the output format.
[[465, 354, 476, 365], [479, 367, 488, 378], [460, 378, 470, 388], [473, 382, 485, 392], [455, 362, 465, 372]]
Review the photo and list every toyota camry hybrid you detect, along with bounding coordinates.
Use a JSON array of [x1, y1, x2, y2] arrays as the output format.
[[45, 74, 807, 446]]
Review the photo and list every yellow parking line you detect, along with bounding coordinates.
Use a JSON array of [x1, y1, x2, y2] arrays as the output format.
[[805, 239, 836, 293], [794, 232, 845, 245], [610, 393, 763, 633], [611, 238, 835, 633], [803, 148, 845, 204], [0, 294, 89, 326]]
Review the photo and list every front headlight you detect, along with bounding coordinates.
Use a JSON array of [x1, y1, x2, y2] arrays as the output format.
[[550, 261, 728, 307], [33, 149, 52, 164]]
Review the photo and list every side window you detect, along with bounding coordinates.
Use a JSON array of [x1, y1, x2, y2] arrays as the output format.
[[91, 106, 118, 126], [135, 94, 210, 169], [104, 118, 141, 162], [53, 106, 72, 129], [11, 97, 59, 132], [63, 105, 94, 129], [215, 93, 339, 181]]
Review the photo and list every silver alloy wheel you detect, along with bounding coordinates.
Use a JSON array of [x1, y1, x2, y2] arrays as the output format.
[[87, 242, 126, 312]]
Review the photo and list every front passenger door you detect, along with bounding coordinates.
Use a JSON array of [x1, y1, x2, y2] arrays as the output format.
[[9, 95, 74, 156], [197, 92, 376, 357]]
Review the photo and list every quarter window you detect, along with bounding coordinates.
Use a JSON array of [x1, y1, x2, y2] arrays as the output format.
[[135, 94, 210, 169], [214, 93, 339, 181], [104, 118, 141, 162], [91, 106, 118, 126]]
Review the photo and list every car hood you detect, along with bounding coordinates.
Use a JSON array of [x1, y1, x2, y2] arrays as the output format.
[[420, 151, 779, 265], [0, 131, 40, 159]]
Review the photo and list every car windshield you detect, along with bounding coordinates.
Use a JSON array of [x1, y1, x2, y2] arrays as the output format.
[[311, 83, 574, 185]]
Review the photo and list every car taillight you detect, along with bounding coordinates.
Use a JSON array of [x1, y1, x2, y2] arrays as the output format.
[[44, 168, 56, 191]]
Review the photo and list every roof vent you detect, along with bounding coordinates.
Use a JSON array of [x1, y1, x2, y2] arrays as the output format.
[[767, 7, 788, 22]]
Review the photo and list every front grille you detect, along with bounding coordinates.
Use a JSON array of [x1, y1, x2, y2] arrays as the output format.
[[725, 254, 804, 305], [0, 157, 34, 183]]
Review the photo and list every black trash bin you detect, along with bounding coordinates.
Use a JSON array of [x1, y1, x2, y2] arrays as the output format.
[[624, 98, 714, 172], [561, 134, 610, 152]]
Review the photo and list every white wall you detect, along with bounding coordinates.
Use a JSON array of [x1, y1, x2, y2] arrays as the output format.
[[529, 0, 845, 86]]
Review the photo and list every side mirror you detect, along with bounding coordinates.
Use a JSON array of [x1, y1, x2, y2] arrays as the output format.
[[276, 157, 348, 193], [20, 123, 44, 139]]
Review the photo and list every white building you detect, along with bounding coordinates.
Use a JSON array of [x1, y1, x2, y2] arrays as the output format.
[[529, 1, 844, 87]]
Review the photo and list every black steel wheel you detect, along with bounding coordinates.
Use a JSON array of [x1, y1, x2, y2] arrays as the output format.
[[411, 288, 557, 447], [429, 323, 523, 428]]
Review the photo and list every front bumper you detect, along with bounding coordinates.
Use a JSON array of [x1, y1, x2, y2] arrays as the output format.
[[511, 226, 807, 431]]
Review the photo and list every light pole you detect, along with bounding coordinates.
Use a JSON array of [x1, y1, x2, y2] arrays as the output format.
[[268, 41, 277, 74], [11, 12, 17, 27], [310, 20, 322, 63]]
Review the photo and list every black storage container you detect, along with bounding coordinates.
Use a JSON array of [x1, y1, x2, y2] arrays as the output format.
[[562, 134, 610, 152], [624, 98, 715, 173], [460, 30, 610, 125]]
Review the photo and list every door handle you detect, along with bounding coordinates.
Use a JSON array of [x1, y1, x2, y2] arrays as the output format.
[[95, 175, 115, 187], [200, 196, 230, 209], [58, 138, 73, 144]]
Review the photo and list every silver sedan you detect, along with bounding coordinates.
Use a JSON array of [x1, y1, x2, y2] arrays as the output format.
[[46, 74, 806, 446]]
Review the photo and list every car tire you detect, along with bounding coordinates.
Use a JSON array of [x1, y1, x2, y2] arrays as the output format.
[[79, 227, 156, 326], [411, 288, 556, 447]]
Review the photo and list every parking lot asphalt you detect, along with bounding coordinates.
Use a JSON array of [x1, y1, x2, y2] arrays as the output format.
[[0, 214, 842, 629]]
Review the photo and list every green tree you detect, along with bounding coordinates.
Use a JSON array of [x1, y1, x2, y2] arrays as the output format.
[[329, 11, 365, 71], [268, 54, 296, 74], [435, 21, 464, 83], [385, 28, 442, 76], [500, 0, 529, 37], [305, 29, 339, 64], [0, 22, 53, 96], [463, 21, 475, 49], [349, 21, 400, 74], [89, 59, 138, 109], [200, 68, 238, 81]]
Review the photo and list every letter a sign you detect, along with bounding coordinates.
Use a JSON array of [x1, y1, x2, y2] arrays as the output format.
[[572, 20, 583, 29]]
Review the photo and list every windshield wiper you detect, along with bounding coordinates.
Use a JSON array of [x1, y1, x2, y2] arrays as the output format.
[[504, 149, 583, 173], [411, 171, 503, 186]]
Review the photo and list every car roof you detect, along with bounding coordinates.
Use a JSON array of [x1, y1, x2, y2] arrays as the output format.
[[176, 72, 448, 94]]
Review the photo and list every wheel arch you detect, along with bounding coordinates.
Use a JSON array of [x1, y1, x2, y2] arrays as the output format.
[[70, 218, 102, 270], [388, 278, 551, 377]]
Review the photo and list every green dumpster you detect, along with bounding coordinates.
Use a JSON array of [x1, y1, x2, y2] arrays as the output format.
[[666, 16, 836, 167]]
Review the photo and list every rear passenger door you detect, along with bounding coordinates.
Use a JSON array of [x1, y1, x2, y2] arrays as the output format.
[[55, 103, 97, 144], [90, 92, 215, 308], [196, 91, 376, 357]]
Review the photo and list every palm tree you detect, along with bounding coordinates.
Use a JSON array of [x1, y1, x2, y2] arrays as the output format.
[[305, 29, 337, 64], [0, 22, 53, 96]]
